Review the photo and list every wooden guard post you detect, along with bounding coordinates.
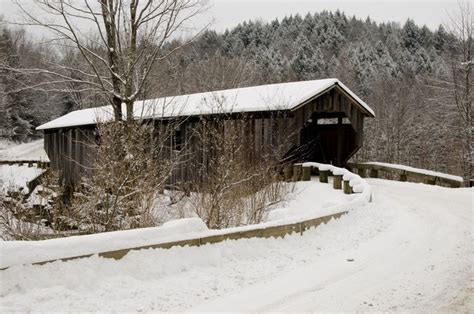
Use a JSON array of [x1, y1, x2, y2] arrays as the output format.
[[302, 166, 311, 181], [333, 175, 342, 189], [293, 164, 302, 181], [283, 165, 293, 181], [319, 170, 329, 183], [343, 180, 352, 194]]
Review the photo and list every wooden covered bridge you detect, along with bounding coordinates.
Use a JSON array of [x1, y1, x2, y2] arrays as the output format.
[[37, 79, 375, 185]]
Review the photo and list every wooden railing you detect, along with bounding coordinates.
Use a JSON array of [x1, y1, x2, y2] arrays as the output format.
[[285, 163, 362, 195], [0, 160, 50, 169], [347, 162, 463, 188]]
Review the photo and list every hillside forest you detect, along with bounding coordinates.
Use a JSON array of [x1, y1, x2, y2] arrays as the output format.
[[0, 10, 472, 181]]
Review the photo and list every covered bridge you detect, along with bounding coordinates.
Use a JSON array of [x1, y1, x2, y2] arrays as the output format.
[[37, 78, 375, 185]]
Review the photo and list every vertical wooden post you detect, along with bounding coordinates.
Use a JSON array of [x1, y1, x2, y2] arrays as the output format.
[[399, 171, 408, 182], [333, 175, 342, 189], [358, 168, 366, 178], [336, 116, 343, 166], [283, 165, 293, 181], [343, 180, 352, 194], [302, 166, 311, 181], [319, 170, 329, 183], [426, 176, 437, 185], [370, 168, 378, 178], [292, 164, 302, 181]]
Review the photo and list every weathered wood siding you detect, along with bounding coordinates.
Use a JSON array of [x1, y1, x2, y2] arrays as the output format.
[[44, 126, 95, 185], [43, 87, 368, 185]]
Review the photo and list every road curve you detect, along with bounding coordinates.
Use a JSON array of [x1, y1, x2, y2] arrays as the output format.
[[1, 179, 472, 312]]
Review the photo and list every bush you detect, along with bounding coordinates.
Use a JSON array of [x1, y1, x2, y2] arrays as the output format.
[[188, 116, 292, 229]]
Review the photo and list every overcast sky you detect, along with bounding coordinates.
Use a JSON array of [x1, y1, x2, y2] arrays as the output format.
[[206, 0, 458, 31], [0, 0, 459, 38]]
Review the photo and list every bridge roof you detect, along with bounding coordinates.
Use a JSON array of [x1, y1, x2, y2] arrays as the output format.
[[37, 78, 374, 130]]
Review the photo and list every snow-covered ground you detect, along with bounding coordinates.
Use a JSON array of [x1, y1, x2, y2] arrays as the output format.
[[1, 179, 472, 312], [0, 179, 354, 268], [0, 140, 48, 193], [0, 165, 45, 193], [0, 140, 48, 161]]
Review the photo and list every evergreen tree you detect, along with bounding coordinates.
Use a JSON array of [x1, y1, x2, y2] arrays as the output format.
[[401, 19, 423, 52], [290, 35, 324, 79]]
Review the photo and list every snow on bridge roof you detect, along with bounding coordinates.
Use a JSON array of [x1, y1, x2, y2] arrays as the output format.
[[37, 78, 374, 130]]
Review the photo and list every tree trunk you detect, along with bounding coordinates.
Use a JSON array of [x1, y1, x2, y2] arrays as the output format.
[[112, 95, 123, 122]]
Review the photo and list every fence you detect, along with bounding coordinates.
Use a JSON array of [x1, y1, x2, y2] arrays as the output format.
[[347, 162, 463, 188], [0, 160, 50, 168]]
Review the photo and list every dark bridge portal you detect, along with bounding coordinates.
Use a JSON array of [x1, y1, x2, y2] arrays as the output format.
[[288, 111, 359, 167]]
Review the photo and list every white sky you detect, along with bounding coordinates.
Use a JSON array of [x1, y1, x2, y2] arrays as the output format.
[[0, 0, 460, 39], [204, 0, 458, 31]]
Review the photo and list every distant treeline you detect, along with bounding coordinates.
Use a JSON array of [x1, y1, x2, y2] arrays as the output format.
[[0, 10, 471, 179]]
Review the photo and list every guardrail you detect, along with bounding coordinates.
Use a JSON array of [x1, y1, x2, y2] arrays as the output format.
[[1, 162, 372, 270], [285, 162, 372, 198], [347, 162, 463, 188], [27, 211, 347, 267]]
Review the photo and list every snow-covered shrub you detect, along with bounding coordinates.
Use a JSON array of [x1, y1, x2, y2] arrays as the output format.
[[190, 165, 290, 229], [0, 169, 74, 239], [0, 188, 45, 240], [188, 115, 293, 229], [66, 120, 182, 233]]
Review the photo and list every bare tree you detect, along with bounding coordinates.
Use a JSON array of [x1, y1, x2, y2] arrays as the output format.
[[426, 0, 473, 184], [6, 0, 207, 123], [448, 0, 473, 184], [58, 117, 187, 233]]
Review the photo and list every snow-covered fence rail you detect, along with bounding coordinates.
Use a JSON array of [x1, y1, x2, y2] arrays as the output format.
[[290, 162, 372, 202], [347, 162, 463, 188], [0, 160, 50, 169], [0, 163, 372, 270]]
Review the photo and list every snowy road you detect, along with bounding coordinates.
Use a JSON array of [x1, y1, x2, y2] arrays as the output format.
[[1, 179, 473, 312]]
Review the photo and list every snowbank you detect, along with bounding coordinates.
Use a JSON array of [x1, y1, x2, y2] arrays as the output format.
[[266, 180, 352, 221], [0, 218, 208, 269]]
